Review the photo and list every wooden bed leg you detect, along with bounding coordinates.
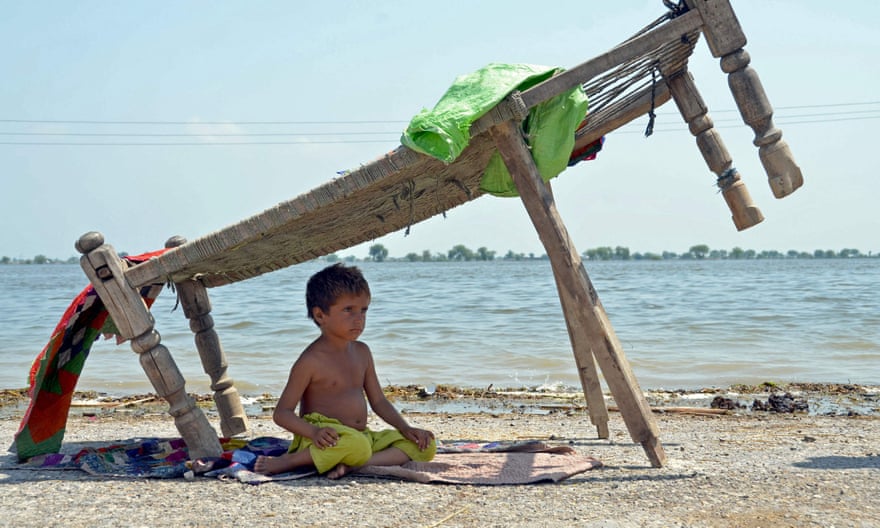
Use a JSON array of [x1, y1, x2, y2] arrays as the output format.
[[166, 236, 249, 438], [688, 0, 803, 198], [489, 118, 665, 467], [556, 276, 610, 439], [665, 69, 764, 231], [76, 232, 223, 460], [544, 185, 609, 439]]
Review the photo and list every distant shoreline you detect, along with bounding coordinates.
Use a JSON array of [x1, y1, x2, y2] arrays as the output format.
[[3, 245, 878, 265], [3, 381, 877, 420]]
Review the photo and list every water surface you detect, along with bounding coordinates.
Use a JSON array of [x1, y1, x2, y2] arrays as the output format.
[[1, 259, 877, 396]]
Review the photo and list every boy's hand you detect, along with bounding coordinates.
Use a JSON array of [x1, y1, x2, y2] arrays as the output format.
[[311, 426, 339, 449], [403, 427, 435, 451]]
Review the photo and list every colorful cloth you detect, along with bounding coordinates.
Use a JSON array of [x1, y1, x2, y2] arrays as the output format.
[[13, 435, 591, 485], [568, 136, 605, 166], [18, 436, 264, 479], [11, 249, 168, 461]]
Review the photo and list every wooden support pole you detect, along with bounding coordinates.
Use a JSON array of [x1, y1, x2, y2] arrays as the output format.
[[542, 186, 609, 439], [665, 69, 764, 231], [552, 268, 610, 439], [75, 232, 223, 460], [166, 236, 249, 438], [687, 0, 803, 198], [489, 119, 665, 467]]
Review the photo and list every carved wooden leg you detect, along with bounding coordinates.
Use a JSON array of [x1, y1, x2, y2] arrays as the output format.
[[76, 232, 222, 460], [722, 50, 803, 198], [165, 236, 248, 438], [490, 120, 665, 467], [688, 0, 803, 198], [665, 69, 763, 231]]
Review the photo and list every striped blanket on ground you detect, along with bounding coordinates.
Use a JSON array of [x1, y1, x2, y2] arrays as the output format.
[[12, 437, 601, 485]]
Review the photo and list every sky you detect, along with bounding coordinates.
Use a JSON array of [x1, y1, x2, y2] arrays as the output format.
[[1, 1, 878, 261]]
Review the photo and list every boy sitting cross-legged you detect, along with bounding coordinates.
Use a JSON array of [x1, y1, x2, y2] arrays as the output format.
[[254, 263, 436, 478]]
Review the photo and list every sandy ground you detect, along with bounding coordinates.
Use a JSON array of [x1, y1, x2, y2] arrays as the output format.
[[1, 387, 879, 528]]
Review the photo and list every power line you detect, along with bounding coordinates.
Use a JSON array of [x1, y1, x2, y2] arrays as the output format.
[[1, 100, 877, 126], [0, 139, 398, 146], [0, 101, 876, 146], [1, 113, 876, 145], [706, 100, 880, 114], [2, 109, 877, 138], [614, 113, 880, 135], [0, 118, 409, 126], [0, 131, 401, 137]]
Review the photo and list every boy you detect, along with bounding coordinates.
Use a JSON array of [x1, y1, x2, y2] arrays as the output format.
[[254, 263, 436, 478]]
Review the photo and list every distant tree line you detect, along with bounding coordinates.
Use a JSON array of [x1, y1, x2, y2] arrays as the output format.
[[2, 244, 874, 265], [580, 244, 872, 261], [333, 243, 876, 262], [0, 255, 79, 265]]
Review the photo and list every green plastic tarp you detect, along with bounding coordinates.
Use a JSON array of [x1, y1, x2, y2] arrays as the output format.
[[401, 63, 588, 197]]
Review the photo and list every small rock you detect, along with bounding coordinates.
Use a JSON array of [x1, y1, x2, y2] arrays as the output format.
[[752, 392, 809, 413], [711, 396, 742, 410]]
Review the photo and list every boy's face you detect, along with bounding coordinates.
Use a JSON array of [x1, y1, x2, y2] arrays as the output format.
[[313, 292, 370, 341]]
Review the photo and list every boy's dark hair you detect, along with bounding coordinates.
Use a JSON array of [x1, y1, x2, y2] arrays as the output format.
[[306, 263, 371, 323]]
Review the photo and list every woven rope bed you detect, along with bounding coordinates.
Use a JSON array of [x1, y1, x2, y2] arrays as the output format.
[[60, 1, 803, 467], [125, 11, 701, 289]]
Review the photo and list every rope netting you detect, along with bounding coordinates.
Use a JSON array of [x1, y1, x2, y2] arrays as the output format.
[[126, 3, 702, 288]]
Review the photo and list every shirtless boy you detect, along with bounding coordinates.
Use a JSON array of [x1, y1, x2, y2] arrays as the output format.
[[254, 263, 436, 478]]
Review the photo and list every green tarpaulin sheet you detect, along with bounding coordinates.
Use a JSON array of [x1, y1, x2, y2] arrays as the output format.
[[401, 63, 588, 197]]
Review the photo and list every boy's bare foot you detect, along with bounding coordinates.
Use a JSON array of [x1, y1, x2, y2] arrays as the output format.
[[254, 455, 296, 475], [326, 463, 354, 479]]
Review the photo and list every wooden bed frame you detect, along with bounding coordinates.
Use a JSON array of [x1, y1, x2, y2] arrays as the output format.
[[73, 0, 802, 467]]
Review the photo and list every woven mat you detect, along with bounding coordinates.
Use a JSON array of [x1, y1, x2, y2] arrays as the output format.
[[11, 437, 601, 485], [358, 441, 602, 485]]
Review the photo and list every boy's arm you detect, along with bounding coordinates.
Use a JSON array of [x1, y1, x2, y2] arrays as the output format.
[[362, 346, 434, 450], [274, 357, 338, 448]]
